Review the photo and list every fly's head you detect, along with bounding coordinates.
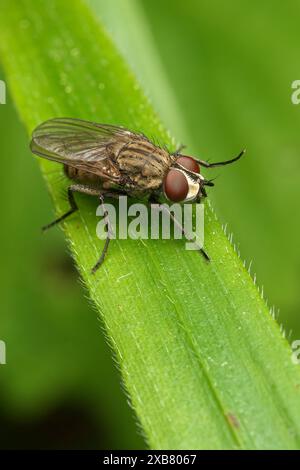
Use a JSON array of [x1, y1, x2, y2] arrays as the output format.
[[163, 155, 213, 203]]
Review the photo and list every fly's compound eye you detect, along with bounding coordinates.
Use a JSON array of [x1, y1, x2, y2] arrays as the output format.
[[176, 156, 200, 173], [164, 169, 189, 202]]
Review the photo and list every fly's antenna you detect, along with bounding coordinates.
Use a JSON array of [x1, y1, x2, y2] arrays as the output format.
[[203, 179, 215, 187], [195, 149, 246, 169], [204, 174, 220, 185]]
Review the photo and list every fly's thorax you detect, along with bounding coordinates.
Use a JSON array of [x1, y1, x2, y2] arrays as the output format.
[[117, 140, 173, 191]]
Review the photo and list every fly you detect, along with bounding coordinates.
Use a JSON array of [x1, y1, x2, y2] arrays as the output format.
[[30, 118, 245, 273]]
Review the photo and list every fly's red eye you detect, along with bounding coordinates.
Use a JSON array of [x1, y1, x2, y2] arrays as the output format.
[[176, 156, 200, 173], [164, 169, 189, 202]]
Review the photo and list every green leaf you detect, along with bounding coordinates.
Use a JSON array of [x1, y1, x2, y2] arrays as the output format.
[[1, 0, 300, 449], [0, 70, 143, 449], [135, 0, 300, 337]]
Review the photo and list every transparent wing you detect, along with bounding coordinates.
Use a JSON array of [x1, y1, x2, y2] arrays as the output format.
[[30, 117, 144, 180]]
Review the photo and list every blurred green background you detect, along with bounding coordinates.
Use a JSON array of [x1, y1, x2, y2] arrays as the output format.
[[0, 0, 300, 449]]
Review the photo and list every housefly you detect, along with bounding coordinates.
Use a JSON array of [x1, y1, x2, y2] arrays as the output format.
[[30, 118, 244, 273]]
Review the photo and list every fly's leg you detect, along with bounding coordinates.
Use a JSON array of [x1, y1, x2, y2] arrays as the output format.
[[91, 194, 114, 274], [150, 199, 210, 262], [42, 186, 78, 231], [194, 149, 245, 168], [42, 184, 123, 273], [42, 184, 102, 231]]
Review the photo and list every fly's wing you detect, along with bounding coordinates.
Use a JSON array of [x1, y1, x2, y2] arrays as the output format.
[[30, 118, 145, 182]]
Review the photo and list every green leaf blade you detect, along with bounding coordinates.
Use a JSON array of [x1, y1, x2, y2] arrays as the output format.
[[1, 0, 300, 449]]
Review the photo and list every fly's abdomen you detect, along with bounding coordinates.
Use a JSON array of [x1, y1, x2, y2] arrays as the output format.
[[64, 164, 101, 187]]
